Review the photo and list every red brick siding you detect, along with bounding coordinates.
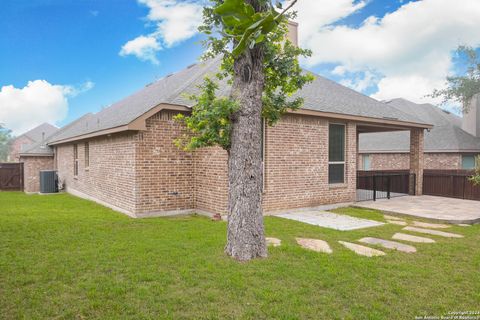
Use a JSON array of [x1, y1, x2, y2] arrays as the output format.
[[9, 136, 34, 162], [20, 156, 54, 193], [360, 153, 463, 170], [134, 111, 194, 214], [193, 147, 229, 215], [53, 110, 360, 217], [56, 133, 137, 213], [262, 115, 357, 212]]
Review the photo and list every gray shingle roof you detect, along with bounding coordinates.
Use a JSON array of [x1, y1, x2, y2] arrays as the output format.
[[359, 98, 480, 153], [49, 58, 429, 144], [17, 123, 58, 143]]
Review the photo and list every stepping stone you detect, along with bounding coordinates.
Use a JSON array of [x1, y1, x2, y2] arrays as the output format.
[[296, 238, 332, 254], [403, 226, 464, 238], [338, 241, 385, 257], [392, 233, 436, 243], [266, 237, 281, 247], [412, 221, 450, 229], [359, 237, 416, 253], [456, 224, 471, 227], [384, 215, 405, 221], [387, 219, 407, 226]]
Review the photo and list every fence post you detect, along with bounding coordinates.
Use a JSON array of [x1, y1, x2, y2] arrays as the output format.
[[387, 175, 391, 199], [373, 175, 376, 201]]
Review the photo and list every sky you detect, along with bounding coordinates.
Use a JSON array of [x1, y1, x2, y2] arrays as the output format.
[[1, 0, 480, 135]]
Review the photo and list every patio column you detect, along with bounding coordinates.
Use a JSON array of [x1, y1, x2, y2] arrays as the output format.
[[409, 128, 424, 195]]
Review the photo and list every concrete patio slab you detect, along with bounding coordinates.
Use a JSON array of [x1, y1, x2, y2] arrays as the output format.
[[339, 241, 386, 257], [392, 233, 436, 243], [359, 237, 416, 253], [296, 238, 332, 254], [274, 210, 384, 231], [403, 226, 464, 238], [355, 195, 480, 224]]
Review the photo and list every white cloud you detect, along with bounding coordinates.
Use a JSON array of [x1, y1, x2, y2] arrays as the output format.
[[120, 0, 203, 64], [0, 80, 93, 135], [120, 35, 161, 64], [295, 0, 480, 104]]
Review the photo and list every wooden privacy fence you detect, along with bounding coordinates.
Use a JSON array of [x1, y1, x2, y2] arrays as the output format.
[[0, 163, 24, 191], [423, 169, 480, 201]]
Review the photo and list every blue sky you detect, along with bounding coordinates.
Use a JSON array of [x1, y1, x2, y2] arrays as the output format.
[[1, 0, 480, 134]]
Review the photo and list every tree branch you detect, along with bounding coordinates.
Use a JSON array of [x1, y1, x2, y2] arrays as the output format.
[[274, 0, 298, 21]]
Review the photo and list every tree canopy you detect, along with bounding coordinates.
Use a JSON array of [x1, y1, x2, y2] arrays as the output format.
[[175, 0, 314, 151], [0, 124, 14, 162], [431, 46, 480, 111]]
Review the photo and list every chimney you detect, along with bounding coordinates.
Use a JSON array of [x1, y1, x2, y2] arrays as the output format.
[[287, 20, 298, 47], [462, 93, 480, 137]]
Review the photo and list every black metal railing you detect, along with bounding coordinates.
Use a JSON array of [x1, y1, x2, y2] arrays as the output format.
[[357, 170, 412, 202]]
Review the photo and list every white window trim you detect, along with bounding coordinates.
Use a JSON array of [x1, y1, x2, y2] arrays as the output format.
[[328, 122, 346, 184]]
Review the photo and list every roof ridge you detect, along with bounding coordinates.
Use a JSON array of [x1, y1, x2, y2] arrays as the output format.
[[47, 113, 93, 143], [166, 57, 220, 105]]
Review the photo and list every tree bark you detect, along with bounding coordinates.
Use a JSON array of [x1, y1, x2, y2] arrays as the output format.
[[224, 1, 267, 261]]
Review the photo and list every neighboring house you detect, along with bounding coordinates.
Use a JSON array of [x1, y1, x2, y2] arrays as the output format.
[[8, 123, 58, 162], [358, 96, 480, 171], [20, 26, 432, 218]]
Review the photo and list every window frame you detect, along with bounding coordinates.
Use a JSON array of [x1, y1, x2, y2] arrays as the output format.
[[73, 144, 79, 177], [461, 154, 476, 170], [363, 154, 371, 171], [84, 142, 90, 170], [328, 122, 346, 185]]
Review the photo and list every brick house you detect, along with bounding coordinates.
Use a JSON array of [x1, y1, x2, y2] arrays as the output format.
[[358, 97, 480, 171], [19, 25, 434, 218], [7, 123, 58, 162]]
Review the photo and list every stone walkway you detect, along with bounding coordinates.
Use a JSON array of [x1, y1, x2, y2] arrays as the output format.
[[275, 210, 384, 231], [268, 208, 467, 257], [296, 238, 332, 254], [355, 195, 480, 224], [339, 241, 386, 257], [359, 237, 416, 253]]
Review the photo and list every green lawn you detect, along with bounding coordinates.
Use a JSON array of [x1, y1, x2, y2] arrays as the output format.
[[0, 192, 479, 319]]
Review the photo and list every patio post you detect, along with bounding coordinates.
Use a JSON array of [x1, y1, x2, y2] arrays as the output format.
[[409, 128, 424, 195]]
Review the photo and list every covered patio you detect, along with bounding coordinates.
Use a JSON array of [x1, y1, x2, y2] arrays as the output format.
[[355, 123, 429, 201]]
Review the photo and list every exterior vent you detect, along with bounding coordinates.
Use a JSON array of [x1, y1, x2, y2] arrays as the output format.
[[40, 170, 58, 194]]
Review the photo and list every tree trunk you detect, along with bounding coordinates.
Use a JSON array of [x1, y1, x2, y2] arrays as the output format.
[[224, 3, 267, 261]]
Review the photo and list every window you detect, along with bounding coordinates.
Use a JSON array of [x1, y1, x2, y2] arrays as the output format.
[[85, 142, 90, 169], [328, 123, 346, 184], [363, 154, 371, 171], [462, 155, 476, 170], [73, 144, 78, 177]]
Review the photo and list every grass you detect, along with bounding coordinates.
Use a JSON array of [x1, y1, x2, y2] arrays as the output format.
[[0, 192, 479, 319]]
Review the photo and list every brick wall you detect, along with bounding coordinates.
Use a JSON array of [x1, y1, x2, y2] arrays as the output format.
[[53, 110, 359, 217], [193, 146, 229, 215], [263, 115, 356, 212], [9, 136, 34, 162], [134, 110, 195, 215], [56, 132, 137, 213], [20, 156, 54, 193], [360, 153, 463, 170]]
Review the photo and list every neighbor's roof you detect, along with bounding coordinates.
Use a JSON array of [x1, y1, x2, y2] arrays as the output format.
[[48, 57, 430, 144], [359, 98, 480, 153], [17, 123, 58, 144]]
